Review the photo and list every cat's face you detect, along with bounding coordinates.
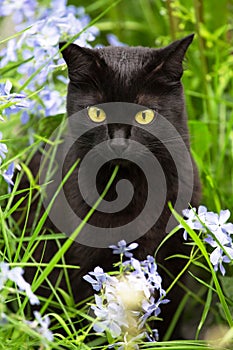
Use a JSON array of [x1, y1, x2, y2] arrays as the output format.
[[60, 36, 193, 163]]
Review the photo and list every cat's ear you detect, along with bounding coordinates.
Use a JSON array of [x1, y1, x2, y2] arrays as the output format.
[[150, 34, 194, 81], [59, 42, 105, 85]]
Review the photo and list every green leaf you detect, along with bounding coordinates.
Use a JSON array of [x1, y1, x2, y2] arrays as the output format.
[[188, 120, 211, 159]]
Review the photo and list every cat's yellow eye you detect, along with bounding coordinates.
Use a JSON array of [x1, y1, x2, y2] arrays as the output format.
[[87, 106, 106, 123], [135, 109, 155, 125]]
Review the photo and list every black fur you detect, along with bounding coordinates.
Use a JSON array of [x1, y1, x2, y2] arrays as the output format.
[[14, 35, 201, 339]]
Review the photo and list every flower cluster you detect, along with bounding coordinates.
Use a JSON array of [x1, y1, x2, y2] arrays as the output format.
[[0, 261, 53, 342], [182, 206, 233, 275], [0, 0, 98, 118], [83, 240, 169, 346], [0, 80, 30, 118], [0, 0, 99, 187]]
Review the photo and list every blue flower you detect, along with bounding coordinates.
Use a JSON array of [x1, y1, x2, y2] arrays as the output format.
[[0, 0, 37, 26], [83, 266, 107, 292], [140, 296, 170, 327], [107, 34, 127, 47], [86, 241, 168, 342], [39, 87, 65, 117], [145, 328, 159, 342], [141, 256, 164, 294], [0, 38, 18, 68], [26, 311, 54, 343], [182, 205, 207, 240], [205, 210, 233, 235], [91, 294, 128, 338], [109, 240, 138, 258], [33, 311, 54, 342], [181, 205, 233, 275], [2, 162, 14, 189], [0, 80, 30, 117], [210, 246, 233, 276], [0, 262, 40, 305]]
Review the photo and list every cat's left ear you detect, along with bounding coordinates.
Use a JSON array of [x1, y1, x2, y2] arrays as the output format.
[[59, 42, 105, 85], [152, 34, 194, 81]]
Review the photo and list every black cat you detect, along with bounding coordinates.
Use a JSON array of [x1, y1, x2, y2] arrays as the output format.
[[14, 35, 201, 339]]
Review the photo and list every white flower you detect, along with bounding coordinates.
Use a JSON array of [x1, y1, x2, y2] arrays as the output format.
[[33, 311, 54, 342], [0, 262, 39, 305]]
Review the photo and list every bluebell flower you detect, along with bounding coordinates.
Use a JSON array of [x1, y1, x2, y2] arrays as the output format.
[[20, 110, 30, 124], [39, 88, 65, 117], [26, 311, 53, 343], [140, 296, 170, 327], [181, 205, 233, 275], [182, 205, 207, 240], [0, 0, 37, 25], [91, 294, 128, 337], [109, 240, 138, 258], [33, 311, 54, 342], [85, 242, 167, 342], [0, 80, 30, 117], [2, 162, 14, 189], [145, 328, 159, 342], [205, 210, 233, 235], [141, 256, 163, 292], [0, 38, 18, 68], [0, 262, 39, 305], [209, 246, 233, 276], [107, 34, 127, 47], [83, 266, 107, 292]]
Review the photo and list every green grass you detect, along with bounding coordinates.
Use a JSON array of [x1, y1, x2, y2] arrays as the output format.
[[0, 0, 233, 349]]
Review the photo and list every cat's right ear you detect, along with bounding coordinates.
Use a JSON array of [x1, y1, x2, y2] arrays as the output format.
[[59, 42, 105, 85]]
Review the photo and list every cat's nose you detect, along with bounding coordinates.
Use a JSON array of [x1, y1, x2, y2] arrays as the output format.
[[108, 138, 129, 156]]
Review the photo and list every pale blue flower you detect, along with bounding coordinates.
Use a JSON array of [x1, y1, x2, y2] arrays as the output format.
[[109, 240, 138, 257], [140, 296, 170, 327], [91, 294, 127, 338], [141, 255, 164, 294], [39, 88, 65, 117], [83, 266, 107, 292], [107, 34, 127, 47], [0, 262, 39, 305], [210, 246, 233, 276], [33, 311, 54, 342], [86, 241, 167, 341], [2, 162, 14, 188], [0, 80, 30, 117], [205, 210, 233, 235], [0, 38, 18, 68], [145, 328, 159, 342], [182, 205, 233, 275], [182, 205, 207, 240], [0, 0, 37, 24]]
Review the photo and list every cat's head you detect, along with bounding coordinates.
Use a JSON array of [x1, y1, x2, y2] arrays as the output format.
[[60, 34, 193, 114], [59, 36, 194, 162]]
